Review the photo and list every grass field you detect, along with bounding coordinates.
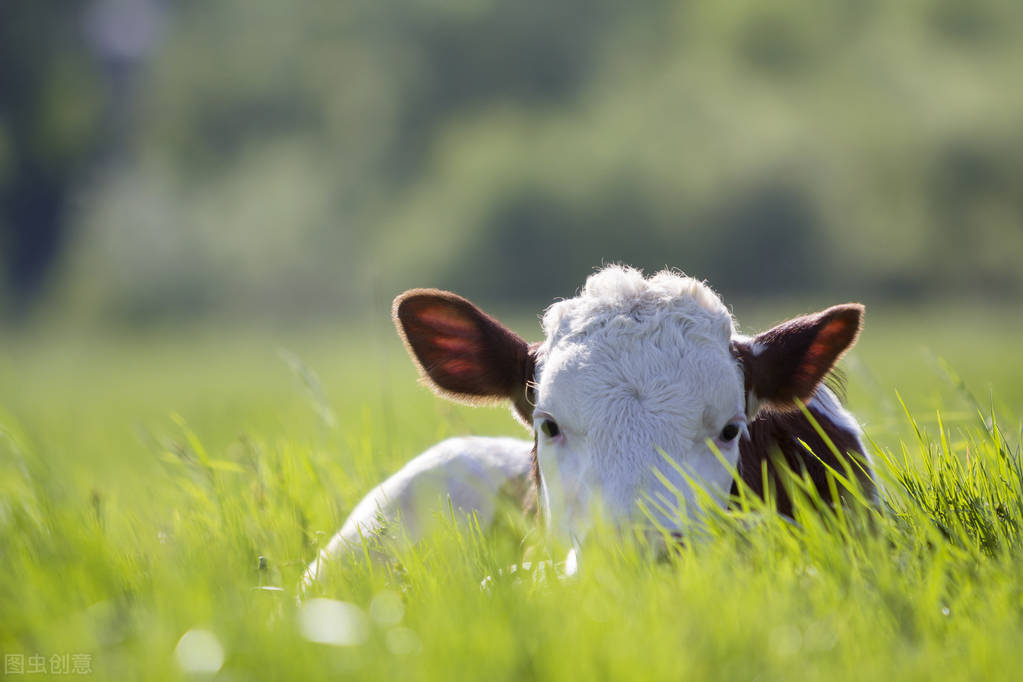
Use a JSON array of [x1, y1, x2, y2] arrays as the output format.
[[3, 303, 1023, 681]]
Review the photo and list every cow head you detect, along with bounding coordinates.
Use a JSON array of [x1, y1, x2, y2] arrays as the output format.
[[394, 266, 861, 546]]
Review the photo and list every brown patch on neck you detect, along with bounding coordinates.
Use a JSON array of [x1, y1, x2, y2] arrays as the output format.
[[730, 398, 876, 515]]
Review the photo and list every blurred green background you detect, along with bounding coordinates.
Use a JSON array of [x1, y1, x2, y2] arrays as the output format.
[[3, 0, 1023, 328], [4, 8, 1023, 678]]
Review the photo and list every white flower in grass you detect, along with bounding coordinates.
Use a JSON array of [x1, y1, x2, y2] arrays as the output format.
[[369, 590, 404, 627], [298, 599, 369, 646], [175, 628, 224, 674]]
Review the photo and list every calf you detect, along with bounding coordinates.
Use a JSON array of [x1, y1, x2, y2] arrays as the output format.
[[306, 266, 874, 584]]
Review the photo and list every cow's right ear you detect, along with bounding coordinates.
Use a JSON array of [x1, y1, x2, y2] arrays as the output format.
[[733, 304, 863, 416], [393, 289, 536, 424]]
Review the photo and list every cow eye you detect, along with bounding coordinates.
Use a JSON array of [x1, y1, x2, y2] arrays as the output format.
[[719, 423, 741, 442], [540, 419, 561, 439]]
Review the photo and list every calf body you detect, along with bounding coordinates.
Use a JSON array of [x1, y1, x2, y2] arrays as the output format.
[[304, 436, 531, 586], [308, 266, 875, 583]]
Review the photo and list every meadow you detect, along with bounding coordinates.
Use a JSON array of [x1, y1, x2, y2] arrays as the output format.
[[3, 302, 1023, 681]]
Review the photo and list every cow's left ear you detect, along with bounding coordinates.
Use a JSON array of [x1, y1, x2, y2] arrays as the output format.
[[732, 304, 863, 416], [394, 288, 537, 424]]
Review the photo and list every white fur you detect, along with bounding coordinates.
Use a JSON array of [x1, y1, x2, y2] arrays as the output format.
[[309, 266, 868, 585], [304, 436, 531, 587], [533, 266, 745, 544]]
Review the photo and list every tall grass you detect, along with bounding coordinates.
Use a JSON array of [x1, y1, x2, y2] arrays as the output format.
[[2, 316, 1023, 681]]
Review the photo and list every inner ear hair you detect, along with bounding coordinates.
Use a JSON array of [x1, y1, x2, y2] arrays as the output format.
[[735, 303, 863, 414], [393, 289, 536, 420]]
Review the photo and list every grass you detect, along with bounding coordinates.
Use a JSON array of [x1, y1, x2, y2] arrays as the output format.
[[2, 304, 1023, 681]]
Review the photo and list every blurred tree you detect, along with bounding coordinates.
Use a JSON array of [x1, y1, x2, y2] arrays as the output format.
[[0, 2, 103, 317], [24, 0, 1023, 325]]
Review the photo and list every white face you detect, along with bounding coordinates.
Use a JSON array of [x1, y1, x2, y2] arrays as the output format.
[[531, 269, 746, 546]]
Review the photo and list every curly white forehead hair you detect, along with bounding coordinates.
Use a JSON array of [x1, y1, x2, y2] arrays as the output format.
[[540, 265, 736, 353]]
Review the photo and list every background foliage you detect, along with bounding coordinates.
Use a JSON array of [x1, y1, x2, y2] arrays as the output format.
[[3, 309, 1023, 680], [4, 4, 1023, 678], [3, 0, 1023, 324]]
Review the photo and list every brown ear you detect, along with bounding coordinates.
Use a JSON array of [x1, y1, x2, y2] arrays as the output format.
[[393, 289, 536, 424], [733, 304, 863, 415]]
